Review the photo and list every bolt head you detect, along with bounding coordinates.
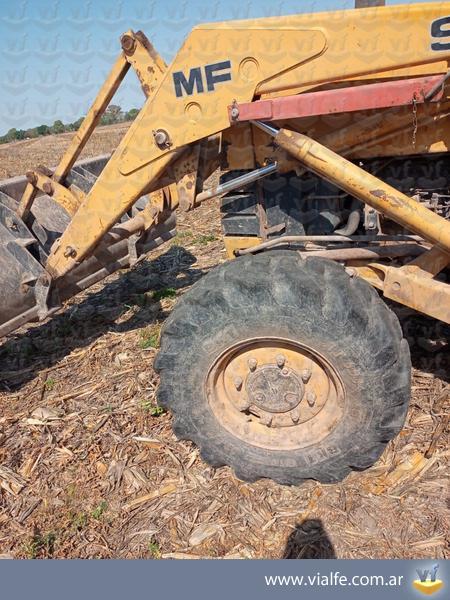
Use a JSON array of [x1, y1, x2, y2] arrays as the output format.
[[121, 34, 136, 54], [306, 391, 316, 407], [63, 246, 77, 259], [230, 107, 239, 120], [153, 129, 171, 148], [276, 354, 285, 368], [234, 376, 243, 390], [42, 181, 54, 196], [248, 357, 257, 371]]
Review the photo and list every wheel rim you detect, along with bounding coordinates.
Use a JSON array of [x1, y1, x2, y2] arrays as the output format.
[[206, 337, 345, 451]]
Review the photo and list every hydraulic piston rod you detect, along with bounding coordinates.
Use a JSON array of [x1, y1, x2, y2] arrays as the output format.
[[252, 121, 450, 256], [195, 162, 278, 203]]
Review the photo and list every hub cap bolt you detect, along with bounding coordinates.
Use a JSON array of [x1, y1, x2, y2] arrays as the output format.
[[306, 391, 316, 407], [276, 354, 286, 368], [248, 357, 257, 371], [234, 377, 243, 391], [301, 369, 312, 383]]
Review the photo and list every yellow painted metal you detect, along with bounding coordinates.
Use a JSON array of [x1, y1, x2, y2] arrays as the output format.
[[355, 261, 450, 324], [121, 30, 167, 97], [350, 265, 385, 290], [252, 5, 450, 97], [16, 183, 37, 221], [42, 2, 450, 282], [32, 171, 81, 216], [403, 246, 450, 277], [117, 29, 326, 177], [273, 128, 450, 255], [119, 2, 450, 176], [297, 98, 450, 160], [68, 183, 86, 205], [45, 151, 179, 277], [171, 145, 201, 211], [224, 236, 263, 259], [264, 59, 449, 99], [383, 266, 450, 323]]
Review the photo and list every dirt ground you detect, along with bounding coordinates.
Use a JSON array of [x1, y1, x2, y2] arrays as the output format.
[[0, 128, 448, 559]]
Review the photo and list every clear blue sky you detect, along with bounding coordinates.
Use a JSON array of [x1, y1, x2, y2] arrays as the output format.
[[0, 0, 438, 134]]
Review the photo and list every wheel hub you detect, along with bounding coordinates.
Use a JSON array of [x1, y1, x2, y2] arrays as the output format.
[[246, 364, 304, 413], [206, 337, 345, 451]]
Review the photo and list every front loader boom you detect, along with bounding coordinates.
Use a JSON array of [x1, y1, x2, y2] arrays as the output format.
[[1, 1, 450, 341]]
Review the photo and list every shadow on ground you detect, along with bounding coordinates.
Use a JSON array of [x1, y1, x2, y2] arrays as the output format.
[[283, 518, 336, 559], [1, 249, 448, 393], [0, 245, 205, 391], [392, 306, 450, 384]]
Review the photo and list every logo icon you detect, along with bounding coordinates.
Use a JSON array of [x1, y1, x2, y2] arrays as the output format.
[[413, 564, 443, 596]]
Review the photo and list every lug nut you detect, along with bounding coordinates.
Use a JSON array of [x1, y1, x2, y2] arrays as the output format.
[[306, 391, 316, 407], [290, 407, 300, 423], [276, 354, 285, 368], [234, 376, 243, 390], [301, 369, 312, 383], [260, 412, 273, 427], [248, 357, 257, 371], [282, 368, 289, 376]]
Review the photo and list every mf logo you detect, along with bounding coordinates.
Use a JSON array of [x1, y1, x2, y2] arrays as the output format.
[[413, 564, 444, 596], [173, 60, 232, 97]]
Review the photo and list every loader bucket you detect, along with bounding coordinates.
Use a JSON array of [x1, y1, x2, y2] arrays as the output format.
[[0, 155, 176, 338]]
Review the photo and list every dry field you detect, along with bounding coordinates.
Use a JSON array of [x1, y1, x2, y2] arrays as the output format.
[[0, 128, 448, 559]]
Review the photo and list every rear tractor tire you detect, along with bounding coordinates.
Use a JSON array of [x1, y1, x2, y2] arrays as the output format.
[[155, 251, 411, 485]]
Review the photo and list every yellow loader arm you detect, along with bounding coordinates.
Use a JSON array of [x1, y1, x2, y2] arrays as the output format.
[[34, 2, 450, 278], [1, 1, 450, 340]]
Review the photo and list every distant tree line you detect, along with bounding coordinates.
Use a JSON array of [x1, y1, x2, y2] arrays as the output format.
[[0, 105, 140, 145]]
